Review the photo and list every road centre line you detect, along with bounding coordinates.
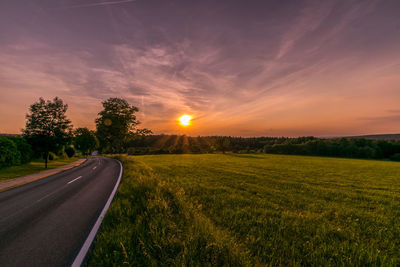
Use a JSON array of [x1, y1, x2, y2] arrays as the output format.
[[68, 176, 83, 184], [0, 164, 88, 223], [37, 184, 69, 202]]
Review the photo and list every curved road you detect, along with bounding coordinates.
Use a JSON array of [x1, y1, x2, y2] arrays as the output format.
[[0, 156, 121, 267]]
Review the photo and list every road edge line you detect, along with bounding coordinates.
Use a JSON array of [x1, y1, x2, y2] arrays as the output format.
[[71, 159, 123, 267]]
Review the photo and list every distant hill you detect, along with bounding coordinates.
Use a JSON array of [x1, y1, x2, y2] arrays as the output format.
[[347, 134, 400, 141]]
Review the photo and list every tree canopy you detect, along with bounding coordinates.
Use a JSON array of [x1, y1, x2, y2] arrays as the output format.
[[215, 137, 231, 154], [95, 97, 150, 153], [23, 97, 72, 167], [74, 127, 99, 155]]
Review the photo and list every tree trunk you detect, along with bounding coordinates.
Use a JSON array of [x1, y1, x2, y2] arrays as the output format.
[[45, 151, 48, 168]]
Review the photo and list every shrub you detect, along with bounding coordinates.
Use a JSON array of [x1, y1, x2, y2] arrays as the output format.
[[9, 137, 33, 164], [0, 136, 21, 168], [127, 147, 135, 155], [48, 152, 58, 161], [65, 147, 75, 158], [58, 149, 68, 159]]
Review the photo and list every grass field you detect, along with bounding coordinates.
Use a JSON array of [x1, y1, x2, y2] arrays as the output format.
[[90, 154, 400, 266], [0, 157, 81, 182]]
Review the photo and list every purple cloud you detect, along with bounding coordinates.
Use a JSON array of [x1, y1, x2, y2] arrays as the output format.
[[0, 0, 400, 136]]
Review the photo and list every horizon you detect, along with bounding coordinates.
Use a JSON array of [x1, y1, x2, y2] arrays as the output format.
[[2, 131, 400, 140], [1, 0, 400, 136]]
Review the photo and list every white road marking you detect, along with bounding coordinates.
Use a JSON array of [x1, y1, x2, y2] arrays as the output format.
[[68, 176, 83, 184], [37, 184, 69, 202], [0, 162, 90, 223], [0, 184, 69, 223], [93, 166, 97, 170], [72, 160, 123, 267]]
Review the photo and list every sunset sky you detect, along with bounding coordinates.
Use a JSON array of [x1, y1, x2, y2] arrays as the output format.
[[0, 0, 399, 137]]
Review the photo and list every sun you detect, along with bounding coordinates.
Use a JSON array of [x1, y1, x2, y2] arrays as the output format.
[[179, 114, 192, 126]]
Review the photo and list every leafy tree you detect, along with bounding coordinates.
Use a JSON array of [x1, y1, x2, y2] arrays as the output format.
[[74, 128, 99, 155], [215, 137, 231, 154], [23, 97, 72, 168], [95, 98, 151, 153]]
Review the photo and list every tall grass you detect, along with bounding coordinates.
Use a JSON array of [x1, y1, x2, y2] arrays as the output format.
[[90, 154, 400, 266], [89, 156, 254, 266]]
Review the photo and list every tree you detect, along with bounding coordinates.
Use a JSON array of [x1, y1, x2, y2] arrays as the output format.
[[23, 97, 72, 168], [95, 98, 151, 153], [215, 137, 231, 154], [74, 127, 99, 155]]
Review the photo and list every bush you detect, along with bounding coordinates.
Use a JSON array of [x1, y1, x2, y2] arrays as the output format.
[[9, 137, 33, 164], [127, 147, 135, 155], [58, 149, 68, 159], [390, 153, 400, 161], [0, 136, 21, 168], [65, 147, 75, 158], [48, 152, 58, 161]]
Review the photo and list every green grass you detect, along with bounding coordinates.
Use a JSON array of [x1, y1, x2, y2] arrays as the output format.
[[90, 154, 400, 266], [0, 157, 81, 182]]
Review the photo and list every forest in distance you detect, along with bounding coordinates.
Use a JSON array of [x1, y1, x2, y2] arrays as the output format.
[[3, 133, 400, 171], [2, 96, 400, 171], [127, 134, 400, 161]]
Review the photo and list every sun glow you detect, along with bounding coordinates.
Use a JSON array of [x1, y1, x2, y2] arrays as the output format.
[[179, 114, 192, 126]]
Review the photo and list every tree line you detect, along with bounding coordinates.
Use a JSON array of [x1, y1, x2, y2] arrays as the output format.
[[1, 96, 400, 170], [0, 97, 149, 169], [127, 135, 400, 161]]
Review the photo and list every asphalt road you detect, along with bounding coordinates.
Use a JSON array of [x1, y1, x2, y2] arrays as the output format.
[[0, 156, 121, 267]]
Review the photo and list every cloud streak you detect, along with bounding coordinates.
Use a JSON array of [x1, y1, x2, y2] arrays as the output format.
[[50, 0, 136, 10], [0, 0, 400, 136]]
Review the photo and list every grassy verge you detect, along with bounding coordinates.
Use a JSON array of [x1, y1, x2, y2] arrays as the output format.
[[89, 155, 255, 266], [0, 157, 81, 182], [90, 154, 400, 266]]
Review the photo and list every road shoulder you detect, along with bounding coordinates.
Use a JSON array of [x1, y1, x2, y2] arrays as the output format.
[[0, 159, 87, 193]]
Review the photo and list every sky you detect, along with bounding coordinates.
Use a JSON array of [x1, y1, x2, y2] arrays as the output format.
[[0, 0, 399, 137]]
